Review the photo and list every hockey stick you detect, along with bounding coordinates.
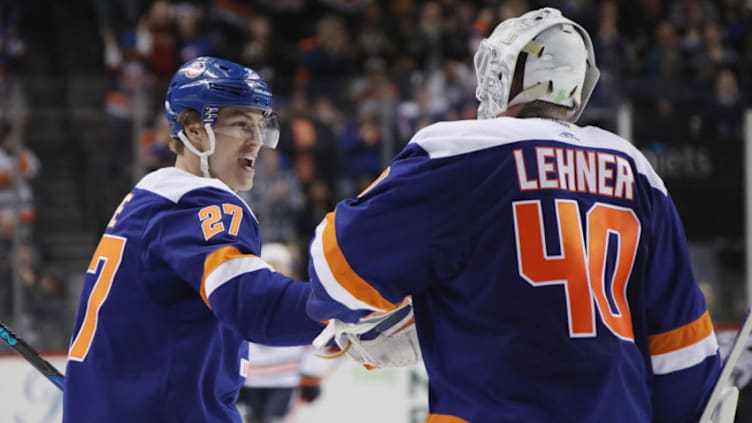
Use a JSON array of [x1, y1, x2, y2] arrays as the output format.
[[698, 308, 752, 423], [0, 321, 64, 391]]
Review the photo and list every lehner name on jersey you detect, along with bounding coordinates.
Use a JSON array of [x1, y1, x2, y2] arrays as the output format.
[[513, 146, 635, 200]]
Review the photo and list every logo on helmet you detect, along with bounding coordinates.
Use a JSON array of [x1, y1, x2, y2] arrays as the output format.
[[204, 106, 219, 123], [184, 61, 206, 78]]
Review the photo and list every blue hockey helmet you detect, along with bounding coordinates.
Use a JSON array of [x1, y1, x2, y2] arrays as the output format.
[[164, 56, 279, 148]]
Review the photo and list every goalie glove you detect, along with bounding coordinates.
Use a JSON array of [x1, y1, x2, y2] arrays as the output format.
[[312, 299, 422, 368]]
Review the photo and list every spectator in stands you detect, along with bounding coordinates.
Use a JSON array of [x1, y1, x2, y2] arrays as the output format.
[[676, 0, 713, 80], [389, 11, 425, 90], [700, 22, 740, 79], [0, 120, 40, 226], [337, 113, 384, 198], [311, 96, 344, 138], [295, 15, 357, 103], [702, 68, 745, 141], [109, 0, 178, 120], [278, 110, 340, 197], [9, 239, 49, 348], [716, 0, 748, 55], [354, 2, 396, 64], [132, 0, 179, 82], [618, 0, 666, 62], [94, 0, 147, 71], [26, 269, 69, 350], [588, 0, 633, 119], [239, 14, 296, 94], [425, 58, 475, 120], [0, 2, 27, 70], [643, 20, 685, 78], [436, 2, 471, 64], [350, 56, 400, 118], [14, 242, 37, 293], [208, 0, 254, 60], [175, 3, 213, 63], [414, 1, 443, 71], [668, 0, 718, 33]]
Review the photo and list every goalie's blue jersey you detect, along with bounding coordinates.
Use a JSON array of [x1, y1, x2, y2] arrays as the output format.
[[307, 117, 721, 423], [63, 167, 323, 423]]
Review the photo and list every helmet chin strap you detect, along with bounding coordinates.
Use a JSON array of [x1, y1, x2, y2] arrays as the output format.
[[177, 123, 217, 178]]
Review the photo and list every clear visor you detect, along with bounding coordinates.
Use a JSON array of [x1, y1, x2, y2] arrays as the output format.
[[212, 112, 280, 149]]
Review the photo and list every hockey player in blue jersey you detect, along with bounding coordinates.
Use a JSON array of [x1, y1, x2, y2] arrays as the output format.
[[63, 57, 324, 423], [307, 8, 722, 423]]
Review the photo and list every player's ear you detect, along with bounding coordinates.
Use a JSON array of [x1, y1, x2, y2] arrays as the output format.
[[183, 122, 205, 147]]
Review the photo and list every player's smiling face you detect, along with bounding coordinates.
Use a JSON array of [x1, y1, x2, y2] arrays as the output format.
[[209, 106, 264, 192]]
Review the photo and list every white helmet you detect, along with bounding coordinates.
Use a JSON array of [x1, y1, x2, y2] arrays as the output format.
[[473, 7, 600, 121]]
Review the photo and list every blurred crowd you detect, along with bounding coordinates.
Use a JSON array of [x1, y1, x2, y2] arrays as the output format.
[[98, 0, 752, 276], [0, 0, 750, 350], [1, 0, 70, 351]]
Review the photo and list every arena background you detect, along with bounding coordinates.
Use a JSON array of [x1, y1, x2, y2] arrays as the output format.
[[0, 0, 750, 421]]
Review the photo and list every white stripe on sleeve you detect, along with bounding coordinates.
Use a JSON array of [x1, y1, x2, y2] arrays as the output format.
[[651, 333, 719, 375], [204, 256, 271, 299]]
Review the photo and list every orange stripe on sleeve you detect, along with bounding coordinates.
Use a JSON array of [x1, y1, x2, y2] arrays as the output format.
[[322, 211, 397, 311], [425, 414, 470, 423], [649, 310, 714, 355], [200, 246, 244, 309], [357, 166, 390, 198]]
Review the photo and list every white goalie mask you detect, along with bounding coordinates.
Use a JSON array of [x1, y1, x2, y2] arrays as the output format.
[[473, 7, 600, 121]]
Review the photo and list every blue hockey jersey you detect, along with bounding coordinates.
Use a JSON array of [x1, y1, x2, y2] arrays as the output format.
[[307, 117, 721, 423], [64, 167, 323, 423]]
